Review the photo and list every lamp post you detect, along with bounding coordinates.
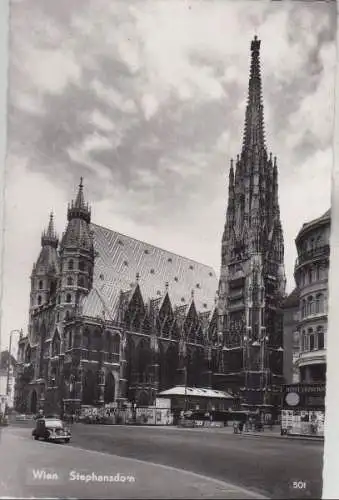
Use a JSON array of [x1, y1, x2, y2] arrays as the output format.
[[6, 329, 22, 413]]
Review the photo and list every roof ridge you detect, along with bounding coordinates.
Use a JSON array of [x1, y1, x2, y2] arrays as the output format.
[[91, 222, 217, 272]]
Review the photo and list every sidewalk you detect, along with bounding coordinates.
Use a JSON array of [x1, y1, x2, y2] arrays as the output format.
[[137, 424, 324, 442], [0, 427, 267, 499]]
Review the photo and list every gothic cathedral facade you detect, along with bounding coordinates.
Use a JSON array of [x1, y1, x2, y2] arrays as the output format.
[[15, 36, 286, 415]]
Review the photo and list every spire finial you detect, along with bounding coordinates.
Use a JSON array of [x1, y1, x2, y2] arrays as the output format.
[[41, 211, 58, 248], [67, 177, 91, 223]]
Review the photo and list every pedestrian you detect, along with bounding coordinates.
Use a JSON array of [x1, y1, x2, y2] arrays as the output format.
[[239, 421, 244, 433], [233, 420, 238, 434]]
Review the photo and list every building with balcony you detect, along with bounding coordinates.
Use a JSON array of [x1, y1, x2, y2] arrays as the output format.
[[282, 288, 300, 384], [293, 209, 330, 383]]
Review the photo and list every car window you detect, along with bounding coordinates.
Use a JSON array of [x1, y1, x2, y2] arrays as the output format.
[[44, 419, 63, 428]]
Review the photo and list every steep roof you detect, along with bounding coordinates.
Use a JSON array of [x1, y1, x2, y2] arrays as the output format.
[[81, 224, 218, 319]]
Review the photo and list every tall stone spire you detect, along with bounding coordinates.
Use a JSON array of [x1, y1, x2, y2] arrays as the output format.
[[217, 36, 286, 409], [242, 35, 265, 155]]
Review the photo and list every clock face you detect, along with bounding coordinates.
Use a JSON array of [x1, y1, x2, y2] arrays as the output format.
[[285, 392, 300, 407]]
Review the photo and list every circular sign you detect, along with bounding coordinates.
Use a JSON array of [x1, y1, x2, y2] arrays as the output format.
[[285, 392, 300, 406]]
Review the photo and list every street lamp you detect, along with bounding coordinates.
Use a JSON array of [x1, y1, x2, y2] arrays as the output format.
[[6, 329, 22, 413]]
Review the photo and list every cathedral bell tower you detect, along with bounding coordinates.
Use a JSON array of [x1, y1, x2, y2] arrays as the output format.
[[218, 36, 286, 408], [29, 213, 59, 325], [57, 178, 94, 323]]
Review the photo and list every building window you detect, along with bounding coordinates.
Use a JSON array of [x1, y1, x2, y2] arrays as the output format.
[[301, 299, 306, 318], [37, 295, 42, 305], [317, 327, 324, 350], [79, 260, 85, 271], [308, 268, 312, 284], [68, 259, 74, 270], [308, 328, 314, 351], [68, 331, 73, 349], [78, 276, 85, 287], [67, 276, 73, 286], [38, 280, 43, 290], [66, 293, 72, 303]]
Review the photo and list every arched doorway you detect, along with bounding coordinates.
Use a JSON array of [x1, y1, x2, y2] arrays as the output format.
[[104, 373, 115, 404], [138, 391, 149, 406], [30, 389, 37, 414], [82, 371, 97, 405]]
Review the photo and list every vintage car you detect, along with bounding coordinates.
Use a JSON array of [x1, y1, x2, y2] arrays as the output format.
[[32, 417, 71, 443]]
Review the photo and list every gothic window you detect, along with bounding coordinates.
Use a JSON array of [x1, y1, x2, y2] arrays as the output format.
[[68, 331, 73, 349], [307, 296, 313, 316], [52, 333, 61, 357], [112, 334, 120, 354], [68, 259, 74, 270], [25, 345, 31, 363], [67, 276, 73, 286], [78, 276, 85, 287], [37, 295, 42, 306], [66, 293, 72, 303], [317, 327, 324, 350], [93, 329, 102, 350], [104, 331, 112, 352], [83, 329, 91, 349], [38, 280, 43, 290], [79, 260, 85, 271], [65, 310, 70, 321], [58, 295, 61, 304]]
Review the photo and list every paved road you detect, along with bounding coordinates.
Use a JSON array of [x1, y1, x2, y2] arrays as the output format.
[[0, 426, 263, 499], [67, 424, 323, 499]]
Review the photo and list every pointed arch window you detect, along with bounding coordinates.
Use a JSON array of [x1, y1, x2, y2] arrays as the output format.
[[78, 260, 85, 271], [67, 276, 74, 286], [68, 259, 74, 270], [66, 293, 72, 303], [112, 334, 120, 354], [37, 295, 42, 306], [78, 276, 85, 288], [38, 280, 43, 290], [83, 329, 91, 349]]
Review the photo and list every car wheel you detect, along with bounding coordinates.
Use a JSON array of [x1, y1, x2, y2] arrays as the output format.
[[64, 438, 70, 443], [34, 435, 39, 440]]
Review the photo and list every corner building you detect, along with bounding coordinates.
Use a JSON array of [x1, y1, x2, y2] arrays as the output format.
[[294, 210, 330, 383], [217, 36, 286, 407]]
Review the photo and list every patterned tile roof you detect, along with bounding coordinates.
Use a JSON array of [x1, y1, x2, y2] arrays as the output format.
[[81, 223, 218, 320]]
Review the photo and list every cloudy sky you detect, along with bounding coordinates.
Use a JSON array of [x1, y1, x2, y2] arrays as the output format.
[[1, 0, 336, 350]]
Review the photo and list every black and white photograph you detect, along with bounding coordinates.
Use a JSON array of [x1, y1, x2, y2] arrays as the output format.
[[0, 0, 336, 498]]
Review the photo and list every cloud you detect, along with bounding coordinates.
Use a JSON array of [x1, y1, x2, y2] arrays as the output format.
[[1, 0, 336, 349]]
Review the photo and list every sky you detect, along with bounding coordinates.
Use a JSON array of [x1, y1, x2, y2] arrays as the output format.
[[0, 0, 336, 352]]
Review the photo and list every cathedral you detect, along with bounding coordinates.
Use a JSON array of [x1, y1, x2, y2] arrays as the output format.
[[15, 36, 285, 416]]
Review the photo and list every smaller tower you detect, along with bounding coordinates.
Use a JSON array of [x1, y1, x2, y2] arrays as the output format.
[[29, 212, 59, 316], [57, 178, 94, 322]]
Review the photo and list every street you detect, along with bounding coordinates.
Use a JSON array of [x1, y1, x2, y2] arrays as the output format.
[[1, 422, 323, 499]]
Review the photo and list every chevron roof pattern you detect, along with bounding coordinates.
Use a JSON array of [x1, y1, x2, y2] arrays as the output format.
[[81, 223, 218, 320]]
